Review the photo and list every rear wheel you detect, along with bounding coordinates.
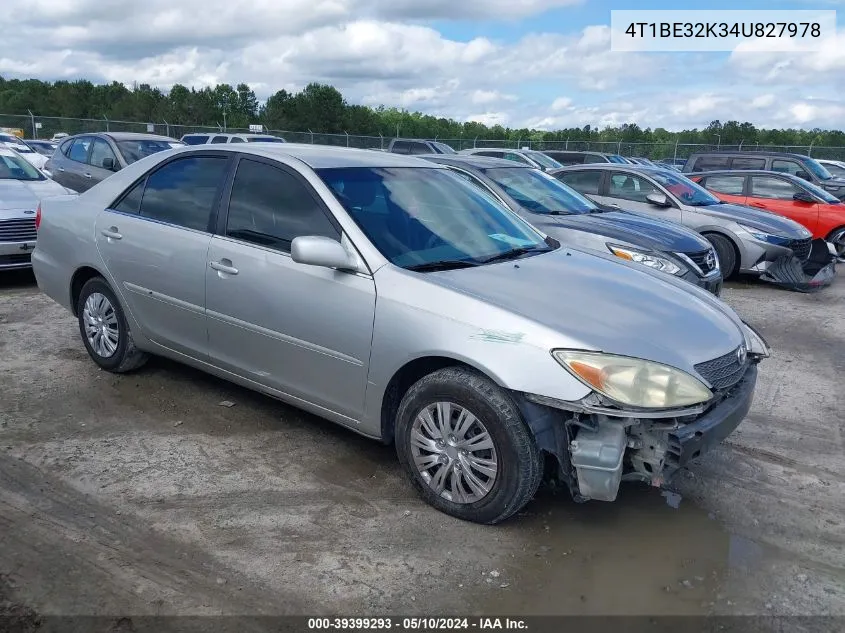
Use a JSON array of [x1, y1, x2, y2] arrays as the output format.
[[705, 233, 737, 279], [76, 277, 148, 373], [826, 226, 845, 260], [395, 367, 542, 524]]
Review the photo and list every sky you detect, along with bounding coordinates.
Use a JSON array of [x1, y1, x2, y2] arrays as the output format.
[[1, 0, 843, 131]]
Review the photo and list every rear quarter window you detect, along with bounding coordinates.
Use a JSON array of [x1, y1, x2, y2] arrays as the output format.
[[692, 156, 730, 171]]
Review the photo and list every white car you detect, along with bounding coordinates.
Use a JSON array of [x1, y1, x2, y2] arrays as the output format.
[[0, 134, 48, 170], [817, 159, 845, 178]]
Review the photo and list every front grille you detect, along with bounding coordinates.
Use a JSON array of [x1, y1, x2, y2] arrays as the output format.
[[0, 253, 31, 266], [787, 237, 812, 261], [687, 248, 718, 274], [0, 218, 37, 242], [694, 347, 748, 391]]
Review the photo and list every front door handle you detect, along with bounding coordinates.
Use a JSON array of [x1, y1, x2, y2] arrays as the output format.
[[210, 259, 239, 276], [83, 173, 92, 178], [749, 202, 766, 208], [101, 226, 122, 240], [58, 167, 65, 172], [609, 203, 621, 209]]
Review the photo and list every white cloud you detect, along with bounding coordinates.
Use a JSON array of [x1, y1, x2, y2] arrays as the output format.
[[551, 97, 573, 111], [471, 90, 517, 105], [467, 112, 510, 127]]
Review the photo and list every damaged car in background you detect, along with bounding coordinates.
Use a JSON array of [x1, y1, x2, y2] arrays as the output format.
[[553, 163, 835, 292], [32, 144, 769, 524]]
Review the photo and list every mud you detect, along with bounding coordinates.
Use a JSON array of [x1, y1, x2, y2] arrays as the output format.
[[1, 269, 843, 619]]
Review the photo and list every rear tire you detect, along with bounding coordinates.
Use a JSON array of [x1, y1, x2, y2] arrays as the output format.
[[395, 367, 542, 524], [705, 233, 737, 279], [76, 277, 148, 373]]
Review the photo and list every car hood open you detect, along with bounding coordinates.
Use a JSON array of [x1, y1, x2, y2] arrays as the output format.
[[693, 202, 809, 237], [422, 246, 746, 374], [534, 209, 711, 254]]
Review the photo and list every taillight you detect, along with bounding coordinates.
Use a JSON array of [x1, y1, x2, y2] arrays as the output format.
[[35, 203, 41, 231]]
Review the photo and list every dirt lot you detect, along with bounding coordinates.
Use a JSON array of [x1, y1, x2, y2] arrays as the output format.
[[1, 269, 843, 623]]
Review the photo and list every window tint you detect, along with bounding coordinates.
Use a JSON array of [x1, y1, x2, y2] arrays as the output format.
[[59, 139, 74, 157], [230, 137, 246, 143], [210, 136, 228, 144], [113, 179, 145, 214], [477, 150, 503, 158], [139, 156, 228, 231], [582, 154, 607, 164], [557, 170, 602, 195], [608, 173, 659, 202], [730, 157, 765, 170], [503, 152, 530, 164], [704, 175, 745, 195], [391, 141, 412, 154], [89, 138, 117, 169], [772, 160, 808, 178], [181, 135, 208, 145], [408, 142, 432, 155], [823, 162, 845, 177], [750, 176, 801, 200], [692, 156, 730, 172], [68, 137, 91, 163], [225, 159, 339, 251]]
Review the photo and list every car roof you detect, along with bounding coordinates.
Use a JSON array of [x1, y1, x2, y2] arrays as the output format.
[[686, 170, 807, 181], [181, 132, 281, 138], [177, 143, 443, 169], [552, 163, 675, 175], [417, 154, 530, 170], [461, 148, 538, 155], [60, 131, 178, 142], [686, 150, 814, 159]]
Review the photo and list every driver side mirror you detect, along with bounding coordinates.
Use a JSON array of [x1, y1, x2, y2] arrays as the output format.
[[793, 191, 815, 204], [646, 192, 671, 207], [291, 236, 359, 271], [795, 170, 811, 181], [101, 157, 117, 171]]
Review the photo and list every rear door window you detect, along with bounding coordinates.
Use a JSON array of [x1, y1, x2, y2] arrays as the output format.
[[692, 156, 730, 171], [391, 141, 412, 154], [68, 137, 92, 163], [181, 135, 209, 145], [607, 173, 659, 202], [703, 175, 745, 195], [730, 157, 765, 170], [557, 170, 602, 195], [210, 136, 229, 144], [89, 138, 118, 170], [407, 142, 433, 155], [750, 176, 801, 200], [772, 159, 807, 177]]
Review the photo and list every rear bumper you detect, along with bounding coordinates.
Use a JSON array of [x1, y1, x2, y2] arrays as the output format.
[[666, 364, 757, 474]]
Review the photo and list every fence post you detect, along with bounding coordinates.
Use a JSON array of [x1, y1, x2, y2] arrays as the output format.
[[379, 133, 384, 150], [309, 129, 314, 144], [565, 137, 569, 150], [28, 110, 36, 138], [617, 140, 622, 154], [163, 120, 169, 138], [103, 115, 109, 132], [673, 140, 679, 163], [474, 136, 478, 148], [344, 131, 349, 147], [738, 139, 744, 150], [808, 140, 814, 156]]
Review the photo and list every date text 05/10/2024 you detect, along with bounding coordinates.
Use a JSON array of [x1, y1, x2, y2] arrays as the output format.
[[306, 618, 528, 630]]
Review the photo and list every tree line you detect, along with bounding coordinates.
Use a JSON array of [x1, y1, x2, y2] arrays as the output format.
[[2, 75, 844, 147]]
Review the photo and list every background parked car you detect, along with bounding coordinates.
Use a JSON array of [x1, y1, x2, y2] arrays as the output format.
[[421, 154, 723, 294], [627, 157, 657, 166], [387, 138, 456, 155], [45, 132, 182, 192], [658, 158, 687, 169], [688, 170, 845, 259], [31, 143, 768, 523], [682, 151, 845, 201], [50, 133, 69, 142], [817, 159, 845, 178], [542, 150, 629, 166], [460, 148, 563, 171], [0, 134, 48, 170], [0, 147, 74, 271], [180, 132, 287, 145], [26, 140, 58, 157], [553, 164, 815, 280]]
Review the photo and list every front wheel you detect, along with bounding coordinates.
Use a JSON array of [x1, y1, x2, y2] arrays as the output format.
[[826, 226, 845, 260], [76, 277, 148, 373], [395, 367, 542, 524], [705, 233, 738, 279]]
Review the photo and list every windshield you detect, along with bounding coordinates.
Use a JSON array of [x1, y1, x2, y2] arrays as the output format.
[[800, 178, 841, 203], [607, 155, 628, 164], [484, 167, 598, 214], [116, 139, 175, 165], [802, 157, 835, 181], [30, 142, 56, 156], [317, 166, 553, 269], [526, 151, 562, 169], [431, 141, 457, 154], [246, 136, 286, 143], [822, 162, 845, 177], [0, 152, 45, 180], [647, 169, 721, 206]]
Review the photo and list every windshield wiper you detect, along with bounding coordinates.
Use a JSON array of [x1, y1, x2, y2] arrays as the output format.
[[405, 259, 481, 272], [478, 246, 549, 264]]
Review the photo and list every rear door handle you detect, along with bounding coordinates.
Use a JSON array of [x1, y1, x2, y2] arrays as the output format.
[[609, 203, 621, 209], [210, 260, 239, 275], [58, 167, 65, 172], [101, 227, 122, 240], [749, 202, 766, 208]]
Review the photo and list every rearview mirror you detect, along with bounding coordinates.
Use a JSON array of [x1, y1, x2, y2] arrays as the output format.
[[101, 157, 116, 171], [291, 236, 358, 271], [793, 191, 815, 203], [646, 192, 671, 207]]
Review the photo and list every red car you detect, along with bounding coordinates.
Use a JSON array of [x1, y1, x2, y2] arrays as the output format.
[[688, 170, 845, 258]]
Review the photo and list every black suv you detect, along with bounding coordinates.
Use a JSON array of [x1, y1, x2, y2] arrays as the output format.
[[682, 151, 845, 200]]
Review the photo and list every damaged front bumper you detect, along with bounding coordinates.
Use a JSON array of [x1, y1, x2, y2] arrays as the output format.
[[759, 238, 837, 292]]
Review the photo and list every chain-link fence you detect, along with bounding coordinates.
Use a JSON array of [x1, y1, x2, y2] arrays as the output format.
[[4, 112, 845, 161]]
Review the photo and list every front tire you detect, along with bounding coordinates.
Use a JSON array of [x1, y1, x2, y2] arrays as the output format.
[[395, 367, 542, 524], [706, 233, 738, 279], [76, 277, 148, 373], [826, 226, 845, 260]]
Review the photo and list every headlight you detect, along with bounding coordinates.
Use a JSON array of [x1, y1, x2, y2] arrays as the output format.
[[606, 244, 683, 275], [552, 350, 713, 409], [738, 224, 791, 246]]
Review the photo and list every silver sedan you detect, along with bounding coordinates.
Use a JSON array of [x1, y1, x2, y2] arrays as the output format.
[[33, 144, 769, 523]]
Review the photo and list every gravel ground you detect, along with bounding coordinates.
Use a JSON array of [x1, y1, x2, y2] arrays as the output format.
[[1, 269, 843, 623]]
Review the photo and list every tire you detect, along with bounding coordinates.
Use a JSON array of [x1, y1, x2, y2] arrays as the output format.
[[826, 226, 845, 260], [705, 233, 737, 279], [76, 277, 148, 373], [395, 366, 542, 524]]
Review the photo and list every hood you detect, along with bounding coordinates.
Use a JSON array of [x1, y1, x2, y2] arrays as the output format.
[[0, 178, 74, 210], [531, 209, 710, 254], [693, 202, 808, 237], [423, 247, 746, 374]]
